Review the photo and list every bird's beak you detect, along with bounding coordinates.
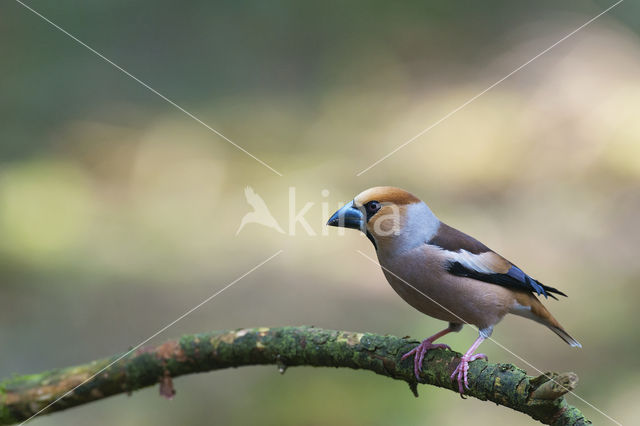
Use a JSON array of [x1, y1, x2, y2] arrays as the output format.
[[327, 201, 365, 232]]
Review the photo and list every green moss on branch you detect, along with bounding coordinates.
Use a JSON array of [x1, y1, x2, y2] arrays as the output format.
[[0, 326, 590, 425]]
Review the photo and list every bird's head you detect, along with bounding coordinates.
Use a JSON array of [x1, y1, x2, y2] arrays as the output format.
[[327, 186, 438, 250]]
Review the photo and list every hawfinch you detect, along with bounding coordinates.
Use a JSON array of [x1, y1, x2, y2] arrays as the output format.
[[327, 186, 580, 394]]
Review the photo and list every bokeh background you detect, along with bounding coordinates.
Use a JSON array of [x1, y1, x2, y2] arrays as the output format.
[[2, 1, 639, 424]]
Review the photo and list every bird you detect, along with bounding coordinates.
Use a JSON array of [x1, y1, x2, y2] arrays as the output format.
[[236, 186, 285, 235], [326, 186, 580, 394]]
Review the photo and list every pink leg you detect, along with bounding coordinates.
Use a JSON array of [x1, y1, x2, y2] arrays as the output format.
[[402, 327, 453, 380], [450, 335, 488, 394]]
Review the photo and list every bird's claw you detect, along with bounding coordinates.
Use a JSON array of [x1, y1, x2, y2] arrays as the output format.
[[402, 340, 451, 380], [450, 353, 487, 394]]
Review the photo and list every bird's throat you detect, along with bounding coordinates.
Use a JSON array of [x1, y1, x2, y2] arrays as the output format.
[[366, 231, 377, 249]]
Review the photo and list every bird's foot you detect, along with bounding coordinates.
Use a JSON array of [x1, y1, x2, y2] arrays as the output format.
[[402, 339, 451, 380], [450, 353, 488, 394]]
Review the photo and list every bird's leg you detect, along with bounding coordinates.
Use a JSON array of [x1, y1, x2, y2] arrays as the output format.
[[450, 330, 490, 395], [402, 323, 459, 380]]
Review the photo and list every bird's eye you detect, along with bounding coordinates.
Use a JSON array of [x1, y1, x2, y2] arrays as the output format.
[[366, 201, 381, 214]]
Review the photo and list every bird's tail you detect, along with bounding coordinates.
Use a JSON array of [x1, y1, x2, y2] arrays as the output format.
[[512, 293, 582, 348], [547, 324, 582, 348]]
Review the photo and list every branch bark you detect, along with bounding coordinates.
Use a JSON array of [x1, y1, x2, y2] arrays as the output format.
[[0, 326, 590, 425]]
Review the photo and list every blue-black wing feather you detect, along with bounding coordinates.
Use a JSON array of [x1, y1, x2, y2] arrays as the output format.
[[447, 262, 567, 299]]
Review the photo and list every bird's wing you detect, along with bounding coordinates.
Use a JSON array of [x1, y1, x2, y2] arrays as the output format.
[[244, 186, 269, 211], [430, 223, 567, 299], [429, 222, 492, 254]]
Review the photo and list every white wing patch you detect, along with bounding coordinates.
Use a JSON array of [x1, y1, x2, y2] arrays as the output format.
[[446, 250, 498, 274]]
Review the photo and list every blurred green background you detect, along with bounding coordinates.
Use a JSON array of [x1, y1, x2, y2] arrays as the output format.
[[2, 1, 639, 424]]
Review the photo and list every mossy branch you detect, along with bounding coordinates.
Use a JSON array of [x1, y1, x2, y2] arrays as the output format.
[[0, 326, 589, 425]]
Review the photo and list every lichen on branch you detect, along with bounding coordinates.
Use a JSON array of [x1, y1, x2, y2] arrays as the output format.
[[0, 326, 589, 425]]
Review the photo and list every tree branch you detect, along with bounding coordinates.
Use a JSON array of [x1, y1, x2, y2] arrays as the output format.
[[0, 326, 589, 425]]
